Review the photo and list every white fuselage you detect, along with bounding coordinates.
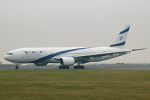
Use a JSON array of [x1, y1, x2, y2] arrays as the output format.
[[4, 47, 131, 66], [4, 25, 133, 67]]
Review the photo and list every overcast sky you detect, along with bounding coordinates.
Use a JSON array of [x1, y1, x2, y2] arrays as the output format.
[[0, 0, 150, 64]]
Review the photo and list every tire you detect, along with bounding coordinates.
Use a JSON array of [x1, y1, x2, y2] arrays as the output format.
[[15, 66, 19, 69], [74, 66, 85, 69], [59, 66, 69, 69]]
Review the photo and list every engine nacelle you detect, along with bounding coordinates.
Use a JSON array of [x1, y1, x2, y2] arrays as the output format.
[[60, 57, 75, 66], [34, 63, 48, 66]]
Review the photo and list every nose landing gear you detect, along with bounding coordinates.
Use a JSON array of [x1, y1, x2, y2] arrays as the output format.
[[15, 65, 19, 69], [14, 63, 19, 69]]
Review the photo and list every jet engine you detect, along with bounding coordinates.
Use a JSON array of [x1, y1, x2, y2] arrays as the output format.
[[60, 57, 75, 66]]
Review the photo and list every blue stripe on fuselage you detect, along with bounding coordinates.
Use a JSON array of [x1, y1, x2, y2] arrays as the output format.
[[110, 41, 126, 47], [119, 27, 129, 34], [31, 47, 91, 63]]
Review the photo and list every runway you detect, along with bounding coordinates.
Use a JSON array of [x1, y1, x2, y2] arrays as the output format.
[[0, 63, 150, 70]]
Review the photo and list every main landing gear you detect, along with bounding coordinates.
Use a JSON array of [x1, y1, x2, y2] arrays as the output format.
[[74, 62, 85, 69], [74, 65, 85, 69], [59, 66, 70, 69], [59, 65, 85, 69]]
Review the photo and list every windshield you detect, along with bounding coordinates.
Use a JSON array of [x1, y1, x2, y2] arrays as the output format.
[[7, 53, 13, 55]]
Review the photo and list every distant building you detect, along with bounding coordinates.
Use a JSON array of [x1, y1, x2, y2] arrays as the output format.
[[116, 62, 124, 65]]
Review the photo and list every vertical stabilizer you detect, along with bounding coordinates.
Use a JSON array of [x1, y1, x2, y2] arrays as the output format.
[[110, 25, 130, 49]]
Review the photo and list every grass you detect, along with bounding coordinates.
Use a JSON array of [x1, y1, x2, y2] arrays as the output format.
[[0, 69, 150, 100]]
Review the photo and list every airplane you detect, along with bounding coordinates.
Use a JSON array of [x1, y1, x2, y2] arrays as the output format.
[[4, 25, 146, 69]]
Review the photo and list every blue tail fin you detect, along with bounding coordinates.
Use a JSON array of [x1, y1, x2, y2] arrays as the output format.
[[110, 25, 130, 49]]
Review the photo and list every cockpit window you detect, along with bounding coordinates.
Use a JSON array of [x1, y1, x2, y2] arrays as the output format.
[[7, 53, 13, 55]]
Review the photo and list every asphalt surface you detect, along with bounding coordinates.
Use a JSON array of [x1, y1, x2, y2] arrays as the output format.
[[0, 64, 150, 70]]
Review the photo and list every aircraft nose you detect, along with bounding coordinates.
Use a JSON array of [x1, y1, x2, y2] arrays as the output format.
[[4, 55, 9, 61], [4, 55, 13, 62]]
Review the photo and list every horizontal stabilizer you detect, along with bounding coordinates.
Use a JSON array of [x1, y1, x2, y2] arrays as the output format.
[[132, 48, 147, 51]]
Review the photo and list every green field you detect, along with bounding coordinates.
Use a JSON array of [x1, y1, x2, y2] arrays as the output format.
[[0, 69, 150, 100]]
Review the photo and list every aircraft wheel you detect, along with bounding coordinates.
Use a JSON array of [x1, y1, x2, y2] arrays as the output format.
[[15, 66, 19, 69], [74, 66, 85, 69], [59, 66, 69, 69]]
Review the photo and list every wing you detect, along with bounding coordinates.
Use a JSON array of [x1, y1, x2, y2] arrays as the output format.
[[74, 51, 129, 63]]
